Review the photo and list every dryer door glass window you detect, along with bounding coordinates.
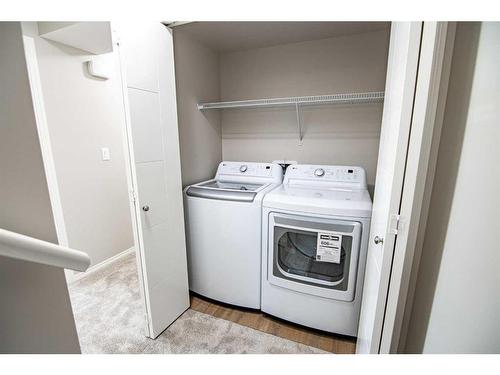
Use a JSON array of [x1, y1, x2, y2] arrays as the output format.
[[274, 226, 353, 291]]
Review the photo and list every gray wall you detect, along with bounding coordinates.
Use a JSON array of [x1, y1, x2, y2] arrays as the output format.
[[32, 32, 133, 266], [405, 22, 500, 354], [219, 30, 390, 186], [0, 22, 80, 353], [174, 31, 222, 186]]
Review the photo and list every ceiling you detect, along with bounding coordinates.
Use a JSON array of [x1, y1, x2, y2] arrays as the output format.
[[171, 22, 391, 52]]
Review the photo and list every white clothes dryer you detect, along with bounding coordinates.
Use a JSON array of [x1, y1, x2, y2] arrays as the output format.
[[261, 164, 372, 336], [184, 161, 283, 309]]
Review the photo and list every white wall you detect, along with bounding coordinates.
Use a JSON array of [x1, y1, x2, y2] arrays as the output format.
[[0, 22, 80, 353], [174, 31, 222, 186], [219, 30, 390, 186], [405, 22, 500, 353], [32, 33, 133, 266]]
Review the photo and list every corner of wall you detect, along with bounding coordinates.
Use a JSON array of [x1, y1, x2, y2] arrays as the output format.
[[173, 30, 223, 186], [0, 21, 80, 354]]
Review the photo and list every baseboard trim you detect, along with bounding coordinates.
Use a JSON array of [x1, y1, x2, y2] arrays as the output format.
[[68, 246, 135, 284]]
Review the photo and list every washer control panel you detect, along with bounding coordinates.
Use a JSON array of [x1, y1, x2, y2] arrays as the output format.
[[314, 168, 325, 177], [217, 161, 283, 180], [284, 164, 367, 189]]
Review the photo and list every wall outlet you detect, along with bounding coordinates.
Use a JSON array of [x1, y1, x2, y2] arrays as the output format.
[[101, 147, 111, 161]]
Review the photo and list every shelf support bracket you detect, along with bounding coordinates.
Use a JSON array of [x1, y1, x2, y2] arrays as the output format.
[[295, 103, 303, 145]]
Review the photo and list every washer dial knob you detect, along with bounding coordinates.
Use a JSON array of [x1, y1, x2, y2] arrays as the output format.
[[314, 168, 325, 177], [239, 164, 248, 173]]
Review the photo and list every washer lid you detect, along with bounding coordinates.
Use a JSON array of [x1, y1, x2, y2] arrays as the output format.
[[186, 179, 267, 202], [198, 180, 263, 192], [263, 185, 372, 218]]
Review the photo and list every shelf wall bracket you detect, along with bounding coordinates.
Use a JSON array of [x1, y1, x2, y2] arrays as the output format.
[[295, 103, 303, 145]]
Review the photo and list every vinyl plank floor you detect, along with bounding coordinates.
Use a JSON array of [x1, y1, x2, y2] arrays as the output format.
[[190, 294, 356, 354]]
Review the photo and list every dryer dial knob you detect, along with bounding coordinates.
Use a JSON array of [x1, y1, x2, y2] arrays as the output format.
[[240, 165, 248, 173], [314, 168, 325, 177]]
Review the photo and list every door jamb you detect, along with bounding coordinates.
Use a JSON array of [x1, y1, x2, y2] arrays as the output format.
[[378, 22, 456, 353], [22, 36, 70, 251], [357, 22, 424, 355]]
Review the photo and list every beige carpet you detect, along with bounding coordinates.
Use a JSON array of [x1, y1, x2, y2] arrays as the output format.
[[68, 252, 326, 354]]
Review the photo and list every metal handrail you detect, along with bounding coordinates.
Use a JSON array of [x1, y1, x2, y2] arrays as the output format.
[[0, 228, 90, 272]]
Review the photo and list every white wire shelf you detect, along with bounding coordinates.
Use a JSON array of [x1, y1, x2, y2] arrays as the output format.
[[197, 91, 385, 110]]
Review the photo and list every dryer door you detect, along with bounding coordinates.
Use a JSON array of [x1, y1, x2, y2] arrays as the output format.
[[268, 213, 362, 302]]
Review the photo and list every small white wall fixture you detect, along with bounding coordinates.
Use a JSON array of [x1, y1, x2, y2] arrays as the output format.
[[86, 53, 114, 80]]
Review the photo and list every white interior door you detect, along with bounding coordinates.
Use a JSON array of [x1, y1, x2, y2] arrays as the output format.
[[356, 22, 423, 354], [115, 22, 190, 338], [381, 22, 455, 353]]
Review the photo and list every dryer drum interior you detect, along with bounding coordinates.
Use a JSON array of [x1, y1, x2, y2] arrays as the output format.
[[274, 227, 353, 291]]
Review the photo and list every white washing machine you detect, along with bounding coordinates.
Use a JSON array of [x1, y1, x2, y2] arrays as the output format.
[[184, 161, 283, 309], [261, 164, 372, 336]]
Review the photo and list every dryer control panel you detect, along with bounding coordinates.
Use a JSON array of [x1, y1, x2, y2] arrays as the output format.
[[284, 164, 367, 190]]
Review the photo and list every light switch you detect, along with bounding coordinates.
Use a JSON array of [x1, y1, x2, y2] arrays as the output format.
[[101, 147, 111, 161]]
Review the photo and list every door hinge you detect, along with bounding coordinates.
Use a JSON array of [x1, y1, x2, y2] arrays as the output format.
[[143, 313, 152, 338], [111, 28, 121, 46], [389, 214, 402, 235], [130, 190, 137, 203]]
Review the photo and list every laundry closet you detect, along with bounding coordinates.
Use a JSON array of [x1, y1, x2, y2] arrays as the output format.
[[171, 22, 391, 192], [167, 21, 448, 354], [172, 22, 392, 341]]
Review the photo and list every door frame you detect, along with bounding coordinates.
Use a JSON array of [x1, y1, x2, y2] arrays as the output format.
[[367, 22, 456, 353], [356, 21, 423, 354], [380, 22, 457, 353], [22, 34, 72, 283]]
